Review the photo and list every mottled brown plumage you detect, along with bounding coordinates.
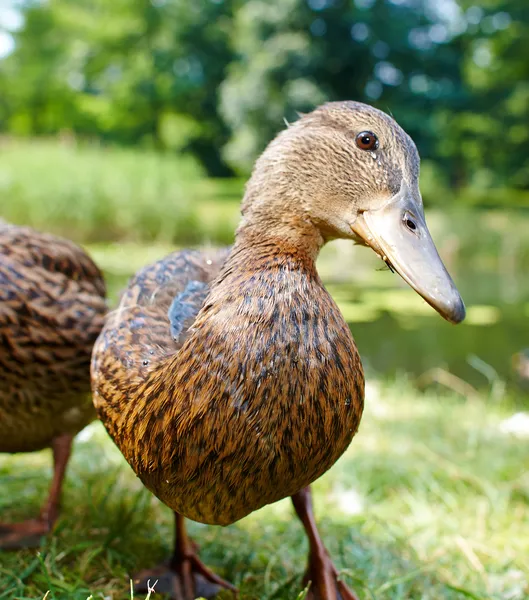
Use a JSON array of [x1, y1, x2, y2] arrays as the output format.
[[92, 101, 464, 600], [94, 244, 362, 526], [0, 223, 106, 547]]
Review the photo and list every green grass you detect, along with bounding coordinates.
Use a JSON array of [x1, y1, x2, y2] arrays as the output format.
[[0, 138, 243, 245], [0, 379, 527, 600]]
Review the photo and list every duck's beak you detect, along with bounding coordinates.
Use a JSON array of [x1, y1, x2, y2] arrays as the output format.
[[351, 184, 465, 324]]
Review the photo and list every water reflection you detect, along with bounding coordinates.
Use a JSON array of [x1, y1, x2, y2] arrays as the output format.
[[321, 241, 529, 397]]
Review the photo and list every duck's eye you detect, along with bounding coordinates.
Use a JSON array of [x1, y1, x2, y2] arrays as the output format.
[[356, 131, 378, 151]]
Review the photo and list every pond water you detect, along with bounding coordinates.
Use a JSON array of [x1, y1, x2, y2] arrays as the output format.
[[325, 259, 528, 393], [96, 208, 529, 402]]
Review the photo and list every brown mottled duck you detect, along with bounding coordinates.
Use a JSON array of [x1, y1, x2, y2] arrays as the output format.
[[91, 101, 465, 600], [0, 223, 106, 548]]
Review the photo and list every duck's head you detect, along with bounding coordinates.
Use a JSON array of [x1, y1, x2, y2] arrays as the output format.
[[242, 101, 465, 324]]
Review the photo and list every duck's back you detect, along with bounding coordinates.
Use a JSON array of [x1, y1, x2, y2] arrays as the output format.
[[0, 224, 107, 452]]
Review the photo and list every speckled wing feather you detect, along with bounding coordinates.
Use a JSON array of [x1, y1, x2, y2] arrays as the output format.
[[110, 247, 229, 344], [92, 249, 229, 439], [167, 280, 209, 345], [0, 224, 107, 452]]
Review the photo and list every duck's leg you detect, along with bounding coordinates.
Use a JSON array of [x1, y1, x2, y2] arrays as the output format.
[[0, 433, 73, 550], [133, 512, 237, 600], [292, 487, 359, 600]]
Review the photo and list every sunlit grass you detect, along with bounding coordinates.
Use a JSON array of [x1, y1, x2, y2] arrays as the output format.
[[0, 138, 243, 246], [0, 379, 527, 599]]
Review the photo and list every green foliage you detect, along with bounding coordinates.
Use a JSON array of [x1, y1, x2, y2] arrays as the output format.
[[1, 0, 236, 174], [1, 0, 528, 187], [457, 0, 529, 188], [219, 0, 327, 172]]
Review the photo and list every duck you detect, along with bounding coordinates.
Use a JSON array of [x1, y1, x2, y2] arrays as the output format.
[[0, 223, 107, 549], [91, 101, 465, 600]]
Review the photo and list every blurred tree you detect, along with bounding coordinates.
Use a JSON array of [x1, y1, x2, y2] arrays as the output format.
[[0, 3, 80, 135], [219, 0, 468, 175], [439, 0, 529, 189], [0, 0, 527, 190], [1, 0, 236, 174], [219, 0, 327, 173]]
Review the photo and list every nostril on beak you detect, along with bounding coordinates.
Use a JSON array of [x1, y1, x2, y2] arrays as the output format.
[[402, 212, 418, 234]]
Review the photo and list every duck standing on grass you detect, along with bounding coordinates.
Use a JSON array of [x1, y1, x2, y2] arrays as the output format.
[[0, 224, 106, 548], [91, 101, 465, 600]]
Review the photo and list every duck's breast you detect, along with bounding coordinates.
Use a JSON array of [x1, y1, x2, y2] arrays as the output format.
[[137, 263, 364, 525]]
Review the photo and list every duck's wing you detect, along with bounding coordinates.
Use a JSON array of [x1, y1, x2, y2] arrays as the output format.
[[0, 225, 107, 396], [167, 280, 209, 347], [116, 248, 230, 351], [92, 248, 230, 437]]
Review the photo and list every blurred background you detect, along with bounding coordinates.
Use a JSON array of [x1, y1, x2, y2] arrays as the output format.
[[0, 0, 528, 396], [1, 2, 528, 598]]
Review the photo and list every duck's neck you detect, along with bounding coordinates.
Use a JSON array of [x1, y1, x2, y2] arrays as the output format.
[[224, 211, 325, 278], [195, 214, 330, 348]]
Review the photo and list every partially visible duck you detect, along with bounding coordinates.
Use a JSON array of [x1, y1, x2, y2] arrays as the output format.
[[92, 101, 465, 599], [0, 224, 106, 548]]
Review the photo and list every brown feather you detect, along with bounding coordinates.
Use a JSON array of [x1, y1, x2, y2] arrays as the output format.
[[0, 224, 107, 453], [92, 236, 363, 525]]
